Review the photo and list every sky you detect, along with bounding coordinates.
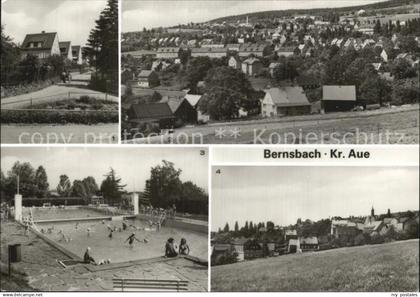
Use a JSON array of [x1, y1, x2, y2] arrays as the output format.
[[122, 0, 387, 31], [1, 147, 208, 193], [1, 0, 108, 46], [211, 166, 419, 231]]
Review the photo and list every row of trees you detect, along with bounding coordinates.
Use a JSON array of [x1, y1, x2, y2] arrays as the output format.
[[0, 161, 101, 202], [1, 160, 208, 215], [84, 0, 118, 94]]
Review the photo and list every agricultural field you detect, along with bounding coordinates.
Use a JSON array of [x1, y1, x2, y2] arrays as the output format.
[[211, 239, 419, 292]]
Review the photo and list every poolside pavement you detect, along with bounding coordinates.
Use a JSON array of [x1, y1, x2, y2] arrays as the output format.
[[1, 221, 208, 291]]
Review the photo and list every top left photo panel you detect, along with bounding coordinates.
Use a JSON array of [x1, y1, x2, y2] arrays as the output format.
[[1, 0, 119, 144]]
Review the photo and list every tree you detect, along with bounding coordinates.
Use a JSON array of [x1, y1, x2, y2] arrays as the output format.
[[72, 180, 87, 198], [199, 66, 257, 120], [185, 56, 213, 92], [57, 175, 72, 197], [359, 75, 392, 105], [144, 160, 183, 209], [223, 222, 230, 233], [82, 176, 99, 198], [100, 168, 126, 205], [234, 221, 239, 232], [272, 59, 298, 81], [34, 166, 49, 198], [5, 161, 37, 198], [84, 0, 118, 93], [1, 25, 20, 84], [390, 59, 417, 79]]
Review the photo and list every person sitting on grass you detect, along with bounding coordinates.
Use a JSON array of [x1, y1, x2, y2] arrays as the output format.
[[125, 232, 141, 248], [165, 238, 178, 258], [179, 238, 190, 255], [83, 247, 95, 264]]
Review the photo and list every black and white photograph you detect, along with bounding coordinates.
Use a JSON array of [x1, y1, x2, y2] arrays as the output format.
[[1, 0, 119, 144], [211, 166, 419, 291], [0, 147, 209, 291], [121, 0, 419, 144]]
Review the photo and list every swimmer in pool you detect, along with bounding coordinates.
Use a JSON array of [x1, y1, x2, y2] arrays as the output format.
[[108, 229, 113, 239], [125, 232, 141, 248], [122, 221, 127, 230]]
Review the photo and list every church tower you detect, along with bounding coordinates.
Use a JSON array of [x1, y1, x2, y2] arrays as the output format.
[[371, 206, 375, 217]]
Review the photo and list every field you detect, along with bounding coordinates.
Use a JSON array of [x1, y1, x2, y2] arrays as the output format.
[[211, 239, 419, 292], [127, 106, 419, 144]]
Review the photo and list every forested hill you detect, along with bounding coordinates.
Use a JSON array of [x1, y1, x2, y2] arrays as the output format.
[[208, 0, 420, 23]]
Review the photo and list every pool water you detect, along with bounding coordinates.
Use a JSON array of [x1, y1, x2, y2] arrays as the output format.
[[37, 219, 208, 263], [23, 207, 125, 221]]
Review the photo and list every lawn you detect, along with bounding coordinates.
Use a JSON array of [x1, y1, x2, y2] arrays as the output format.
[[211, 239, 419, 292]]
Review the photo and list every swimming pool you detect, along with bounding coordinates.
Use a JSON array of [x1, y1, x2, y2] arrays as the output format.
[[23, 206, 127, 221], [36, 219, 208, 263]]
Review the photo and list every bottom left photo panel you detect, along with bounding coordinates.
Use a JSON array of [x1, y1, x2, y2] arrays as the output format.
[[0, 146, 209, 292]]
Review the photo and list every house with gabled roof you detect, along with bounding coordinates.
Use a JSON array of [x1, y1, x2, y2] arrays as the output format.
[[185, 94, 210, 123], [241, 57, 263, 76], [128, 102, 175, 128], [137, 70, 159, 88], [261, 87, 311, 117], [228, 55, 241, 70], [71, 45, 83, 65], [21, 31, 61, 60], [59, 41, 73, 61]]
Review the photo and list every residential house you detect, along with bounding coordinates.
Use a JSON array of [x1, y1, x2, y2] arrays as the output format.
[[268, 62, 281, 77], [211, 244, 233, 264], [261, 87, 311, 117], [185, 94, 210, 123], [59, 41, 73, 61], [299, 237, 319, 251], [137, 70, 159, 88], [21, 31, 61, 60], [322, 85, 357, 112], [128, 103, 175, 128], [380, 49, 389, 62], [156, 47, 180, 59], [71, 45, 83, 65], [241, 57, 263, 76], [161, 97, 197, 124], [238, 43, 267, 57], [228, 55, 241, 70], [191, 47, 227, 59], [288, 238, 300, 253], [231, 238, 247, 261], [276, 46, 296, 57]]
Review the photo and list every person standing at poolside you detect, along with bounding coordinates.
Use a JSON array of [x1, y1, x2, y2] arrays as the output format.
[[179, 238, 190, 255], [87, 228, 91, 237]]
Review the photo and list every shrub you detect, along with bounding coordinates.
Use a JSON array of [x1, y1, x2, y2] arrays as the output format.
[[1, 109, 118, 124]]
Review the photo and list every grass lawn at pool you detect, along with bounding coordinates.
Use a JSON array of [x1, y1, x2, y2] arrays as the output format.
[[211, 239, 419, 292]]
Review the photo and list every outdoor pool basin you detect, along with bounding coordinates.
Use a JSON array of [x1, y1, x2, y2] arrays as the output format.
[[36, 219, 208, 263]]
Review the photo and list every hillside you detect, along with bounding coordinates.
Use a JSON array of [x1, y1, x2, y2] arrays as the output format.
[[211, 239, 419, 291], [208, 0, 420, 23]]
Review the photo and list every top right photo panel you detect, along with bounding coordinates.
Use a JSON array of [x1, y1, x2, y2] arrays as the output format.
[[121, 0, 419, 145]]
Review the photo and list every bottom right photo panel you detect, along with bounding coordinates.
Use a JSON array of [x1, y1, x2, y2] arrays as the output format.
[[211, 166, 419, 292]]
